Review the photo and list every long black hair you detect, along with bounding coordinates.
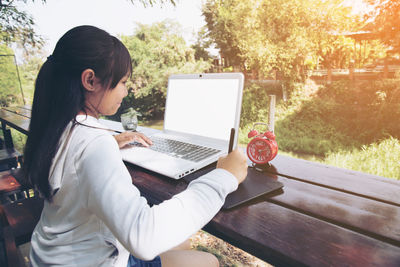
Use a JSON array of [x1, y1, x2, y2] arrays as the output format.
[[23, 25, 132, 200]]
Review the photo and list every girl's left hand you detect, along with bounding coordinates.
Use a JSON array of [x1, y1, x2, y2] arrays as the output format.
[[114, 132, 153, 148]]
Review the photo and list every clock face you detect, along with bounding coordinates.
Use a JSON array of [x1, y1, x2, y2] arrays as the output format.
[[247, 139, 272, 164]]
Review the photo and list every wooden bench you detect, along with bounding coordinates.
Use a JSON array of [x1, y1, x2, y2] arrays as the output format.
[[0, 225, 25, 267], [0, 170, 23, 204], [0, 148, 22, 172], [0, 196, 43, 246], [0, 107, 26, 175]]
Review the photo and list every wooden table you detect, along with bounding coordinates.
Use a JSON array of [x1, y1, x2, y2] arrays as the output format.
[[0, 106, 30, 135], [3, 106, 400, 267]]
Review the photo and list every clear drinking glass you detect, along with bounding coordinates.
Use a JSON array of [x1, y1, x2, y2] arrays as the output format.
[[121, 109, 140, 131]]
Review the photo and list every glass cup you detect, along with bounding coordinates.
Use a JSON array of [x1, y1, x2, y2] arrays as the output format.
[[121, 112, 138, 131]]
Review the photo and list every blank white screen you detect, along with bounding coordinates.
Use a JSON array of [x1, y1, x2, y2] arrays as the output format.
[[164, 78, 239, 141]]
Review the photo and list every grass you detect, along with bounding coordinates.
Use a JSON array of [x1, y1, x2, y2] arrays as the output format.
[[10, 129, 27, 153], [322, 137, 400, 180], [139, 119, 163, 130]]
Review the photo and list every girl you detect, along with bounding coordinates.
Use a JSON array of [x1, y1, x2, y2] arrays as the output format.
[[23, 25, 247, 267]]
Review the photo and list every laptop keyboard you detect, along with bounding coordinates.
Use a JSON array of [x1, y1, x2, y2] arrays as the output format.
[[149, 136, 221, 162]]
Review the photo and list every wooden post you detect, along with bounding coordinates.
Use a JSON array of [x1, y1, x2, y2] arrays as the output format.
[[282, 84, 287, 102], [268, 95, 276, 133], [327, 65, 332, 84], [13, 55, 25, 105], [349, 60, 355, 81], [1, 122, 14, 149], [383, 57, 389, 78], [252, 69, 258, 80]]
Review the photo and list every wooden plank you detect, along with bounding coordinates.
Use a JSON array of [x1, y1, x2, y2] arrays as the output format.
[[0, 109, 30, 134], [2, 197, 44, 245], [265, 155, 400, 206], [18, 105, 32, 111], [269, 174, 400, 246], [0, 148, 22, 166], [2, 226, 24, 267], [207, 201, 400, 267], [127, 163, 400, 246], [126, 165, 400, 266], [2, 107, 31, 118], [0, 171, 21, 193]]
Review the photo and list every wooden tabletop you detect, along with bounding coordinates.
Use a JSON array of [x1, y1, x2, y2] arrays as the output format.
[[0, 107, 30, 134], [2, 106, 400, 267], [127, 158, 400, 267]]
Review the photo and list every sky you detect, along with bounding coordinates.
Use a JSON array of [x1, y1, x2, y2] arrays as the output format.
[[18, 0, 370, 58], [20, 0, 206, 54]]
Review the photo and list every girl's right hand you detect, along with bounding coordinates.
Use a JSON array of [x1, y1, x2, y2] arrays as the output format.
[[216, 148, 248, 184], [114, 131, 152, 148]]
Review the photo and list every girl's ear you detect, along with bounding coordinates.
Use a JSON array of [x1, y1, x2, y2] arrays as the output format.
[[81, 69, 96, 92]]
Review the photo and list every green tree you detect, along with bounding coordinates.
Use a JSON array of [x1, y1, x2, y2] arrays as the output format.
[[0, 45, 23, 106], [0, 0, 178, 108], [314, 0, 363, 69], [114, 20, 211, 120], [20, 53, 45, 104], [203, 0, 243, 68], [0, 0, 45, 49], [191, 27, 213, 61], [0, 0, 175, 49], [364, 0, 400, 52], [203, 0, 360, 82]]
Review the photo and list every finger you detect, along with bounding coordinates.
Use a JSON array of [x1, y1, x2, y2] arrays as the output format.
[[134, 133, 153, 145], [120, 138, 134, 148], [141, 135, 153, 145], [135, 137, 151, 147]]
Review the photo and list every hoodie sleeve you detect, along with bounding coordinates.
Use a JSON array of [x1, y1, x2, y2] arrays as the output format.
[[75, 134, 238, 260]]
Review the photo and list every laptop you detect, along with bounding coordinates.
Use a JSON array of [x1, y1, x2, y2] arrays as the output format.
[[120, 73, 244, 179]]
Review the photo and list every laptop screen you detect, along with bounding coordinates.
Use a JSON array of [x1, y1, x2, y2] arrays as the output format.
[[164, 75, 241, 141]]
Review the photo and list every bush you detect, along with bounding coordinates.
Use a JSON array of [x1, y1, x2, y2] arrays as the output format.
[[240, 80, 284, 128], [318, 79, 400, 144], [112, 21, 212, 121], [239, 76, 400, 160]]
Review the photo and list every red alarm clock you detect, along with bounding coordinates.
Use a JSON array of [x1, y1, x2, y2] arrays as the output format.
[[247, 122, 278, 166]]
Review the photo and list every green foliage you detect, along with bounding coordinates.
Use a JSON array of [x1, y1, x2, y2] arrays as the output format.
[[19, 54, 44, 104], [110, 21, 211, 121], [365, 0, 400, 52], [0, 45, 23, 106], [0, 0, 173, 50], [323, 137, 400, 180], [202, 0, 243, 67], [239, 77, 400, 158], [318, 79, 400, 144], [191, 27, 214, 61], [318, 35, 355, 69], [203, 0, 360, 83], [240, 81, 282, 127], [273, 100, 354, 155], [10, 129, 27, 153], [276, 78, 400, 156], [0, 0, 45, 49]]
